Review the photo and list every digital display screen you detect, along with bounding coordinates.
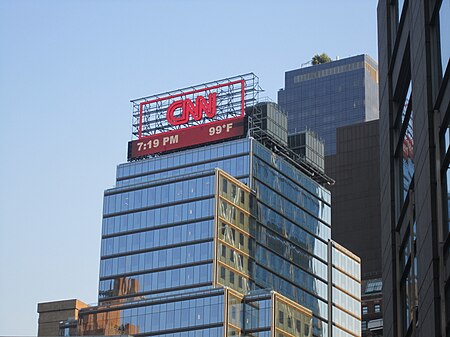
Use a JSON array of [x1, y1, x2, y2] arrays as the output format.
[[128, 116, 245, 160]]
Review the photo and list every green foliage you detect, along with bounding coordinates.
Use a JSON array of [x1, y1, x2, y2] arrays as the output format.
[[311, 53, 332, 65]]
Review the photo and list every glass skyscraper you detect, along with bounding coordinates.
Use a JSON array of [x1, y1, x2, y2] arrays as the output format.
[[71, 137, 360, 337], [38, 76, 361, 337], [278, 54, 379, 155]]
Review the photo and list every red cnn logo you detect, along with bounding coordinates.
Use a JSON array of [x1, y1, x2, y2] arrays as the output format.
[[167, 93, 217, 126]]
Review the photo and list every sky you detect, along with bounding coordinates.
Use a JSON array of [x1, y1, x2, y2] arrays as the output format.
[[0, 1, 378, 335]]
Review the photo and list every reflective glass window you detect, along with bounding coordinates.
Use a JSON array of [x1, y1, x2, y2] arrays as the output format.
[[99, 263, 213, 299], [396, 80, 413, 203], [116, 139, 250, 187], [257, 203, 329, 262], [255, 267, 328, 320], [252, 140, 331, 204], [100, 241, 213, 278], [398, 0, 405, 22], [332, 247, 360, 280], [256, 246, 328, 300], [101, 220, 213, 257], [440, 0, 450, 75], [256, 182, 331, 242], [279, 310, 284, 324], [104, 175, 215, 215], [401, 110, 414, 200], [332, 307, 360, 336], [253, 157, 331, 225]]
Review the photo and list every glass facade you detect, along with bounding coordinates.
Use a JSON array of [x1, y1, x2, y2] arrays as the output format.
[[80, 288, 226, 337], [331, 242, 362, 337], [278, 54, 379, 155], [71, 137, 360, 337]]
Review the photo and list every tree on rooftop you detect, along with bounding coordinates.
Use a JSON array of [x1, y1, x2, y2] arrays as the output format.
[[311, 53, 332, 65]]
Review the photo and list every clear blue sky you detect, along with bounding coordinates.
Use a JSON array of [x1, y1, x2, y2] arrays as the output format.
[[0, 1, 378, 335]]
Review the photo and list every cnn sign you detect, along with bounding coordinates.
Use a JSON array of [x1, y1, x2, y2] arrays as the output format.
[[128, 78, 247, 160], [137, 79, 245, 139], [166, 93, 217, 126]]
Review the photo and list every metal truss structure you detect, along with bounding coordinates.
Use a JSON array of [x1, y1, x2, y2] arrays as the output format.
[[131, 73, 262, 140]]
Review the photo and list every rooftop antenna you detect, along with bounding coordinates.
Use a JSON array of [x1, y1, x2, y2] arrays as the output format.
[[301, 59, 312, 68]]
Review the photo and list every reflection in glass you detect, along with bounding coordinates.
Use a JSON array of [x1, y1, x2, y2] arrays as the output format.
[[402, 114, 414, 200], [398, 0, 405, 22], [440, 0, 450, 75]]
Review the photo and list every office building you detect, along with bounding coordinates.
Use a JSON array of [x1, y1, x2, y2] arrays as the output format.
[[325, 120, 382, 337], [278, 55, 382, 336], [37, 299, 88, 336], [324, 121, 382, 337], [278, 54, 379, 155], [325, 120, 381, 279], [377, 0, 450, 336], [38, 74, 362, 337]]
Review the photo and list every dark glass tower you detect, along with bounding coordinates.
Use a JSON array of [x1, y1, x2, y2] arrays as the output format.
[[377, 0, 450, 336], [278, 54, 379, 155]]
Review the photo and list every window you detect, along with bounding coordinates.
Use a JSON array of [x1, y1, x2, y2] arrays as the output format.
[[401, 267, 415, 330], [362, 306, 368, 315], [238, 276, 243, 289], [401, 110, 414, 200], [221, 245, 226, 258], [374, 303, 381, 313], [239, 233, 245, 247], [396, 79, 414, 203], [229, 271, 235, 284], [287, 316, 292, 328], [220, 266, 226, 280], [249, 195, 255, 211], [400, 230, 411, 271], [223, 179, 228, 193], [238, 254, 244, 269], [365, 279, 382, 293], [439, 0, 450, 76], [296, 319, 301, 332], [278, 310, 284, 324], [232, 185, 237, 198], [240, 190, 245, 204], [399, 220, 417, 332], [239, 212, 244, 225], [362, 321, 367, 330], [304, 324, 309, 336], [398, 0, 405, 22], [221, 223, 227, 236]]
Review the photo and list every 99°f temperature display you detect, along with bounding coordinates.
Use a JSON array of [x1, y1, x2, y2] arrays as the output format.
[[128, 117, 245, 160]]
